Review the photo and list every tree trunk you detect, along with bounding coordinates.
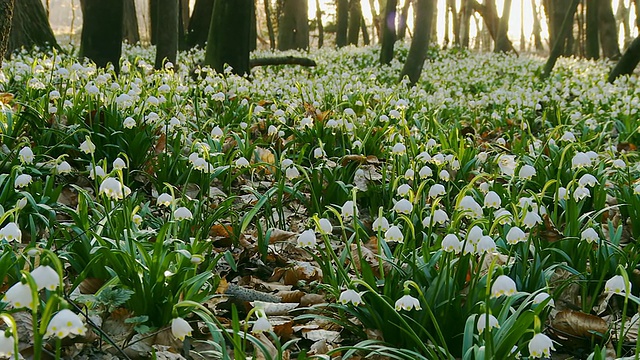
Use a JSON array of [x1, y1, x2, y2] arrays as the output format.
[[598, 0, 621, 59], [448, 0, 459, 46], [608, 35, 640, 82], [122, 0, 140, 44], [399, 0, 434, 85], [531, 0, 543, 51], [80, 0, 123, 73], [379, 0, 397, 64], [205, 0, 252, 75], [154, 0, 178, 69], [460, 0, 473, 47], [470, 0, 516, 53], [348, 0, 362, 45], [397, 0, 411, 39], [430, 0, 438, 40], [149, 0, 158, 44], [586, 0, 599, 59], [368, 0, 379, 43], [336, 0, 349, 47], [542, 0, 579, 78], [0, 0, 13, 64], [277, 0, 309, 50], [616, 0, 631, 48], [495, 0, 512, 52], [543, 0, 575, 55], [178, 0, 190, 50], [7, 0, 58, 54], [187, 0, 214, 49], [315, 0, 324, 47], [250, 1, 257, 51], [634, 0, 640, 32], [265, 0, 276, 49], [361, 16, 370, 45]]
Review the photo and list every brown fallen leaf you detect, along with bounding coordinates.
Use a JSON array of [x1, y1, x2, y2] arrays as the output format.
[[550, 310, 609, 342], [268, 228, 297, 244]]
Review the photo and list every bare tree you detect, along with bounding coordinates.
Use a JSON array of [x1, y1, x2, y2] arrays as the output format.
[[336, 0, 349, 47], [187, 0, 214, 49], [586, 0, 599, 59], [0, 0, 13, 64], [397, 0, 411, 39], [80, 0, 123, 72], [399, 0, 435, 85], [348, 0, 362, 45], [379, 0, 397, 64], [599, 0, 621, 59], [531, 0, 543, 51], [278, 0, 309, 50], [470, 0, 516, 53], [154, 0, 178, 69], [609, 35, 640, 82], [542, 0, 579, 78], [8, 0, 58, 54], [123, 0, 140, 44], [315, 0, 324, 47], [459, 0, 473, 47], [205, 0, 252, 75]]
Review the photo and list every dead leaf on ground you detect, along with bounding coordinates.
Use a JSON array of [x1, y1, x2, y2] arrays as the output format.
[[251, 301, 298, 316], [268, 228, 297, 244], [550, 310, 609, 342]]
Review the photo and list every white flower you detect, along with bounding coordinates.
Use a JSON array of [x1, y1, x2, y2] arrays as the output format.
[[285, 166, 300, 180], [56, 161, 72, 174], [157, 193, 173, 206], [372, 216, 390, 232], [428, 184, 446, 198], [211, 126, 224, 139], [518, 165, 536, 180], [393, 199, 413, 214], [483, 191, 501, 209], [573, 186, 590, 201], [341, 200, 358, 219], [297, 229, 317, 247], [578, 174, 598, 187], [571, 152, 591, 169], [0, 333, 15, 358], [556, 186, 568, 200], [560, 131, 576, 142], [458, 196, 482, 219], [313, 147, 326, 159], [45, 309, 87, 338], [404, 168, 415, 180], [235, 157, 250, 167], [80, 137, 96, 154], [522, 211, 542, 229], [506, 226, 526, 244], [476, 152, 488, 163], [14, 174, 32, 188], [634, 184, 640, 195], [491, 275, 517, 298], [605, 275, 630, 295], [391, 143, 406, 155], [19, 146, 34, 164], [317, 218, 332, 234], [395, 294, 421, 311], [432, 209, 449, 224], [123, 117, 136, 129], [476, 314, 500, 333], [466, 225, 484, 245], [252, 313, 273, 334], [612, 159, 626, 169], [581, 228, 599, 243], [132, 214, 143, 226], [494, 208, 513, 224], [112, 158, 127, 170], [419, 166, 433, 178], [385, 226, 404, 242], [497, 154, 517, 176], [476, 236, 496, 254], [99, 177, 131, 200], [396, 184, 411, 197], [2, 282, 34, 309], [439, 169, 450, 181], [441, 234, 462, 253], [88, 165, 105, 180], [533, 292, 555, 307], [31, 265, 59, 291], [0, 222, 22, 242], [528, 333, 555, 358], [174, 207, 193, 221], [171, 317, 193, 340], [338, 289, 364, 306]]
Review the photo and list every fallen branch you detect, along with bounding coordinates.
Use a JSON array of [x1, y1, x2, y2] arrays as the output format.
[[249, 56, 316, 67]]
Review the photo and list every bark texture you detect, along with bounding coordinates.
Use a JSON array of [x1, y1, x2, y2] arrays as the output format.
[[586, 0, 599, 59], [336, 0, 349, 47], [80, 0, 123, 73], [379, 0, 397, 64], [542, 0, 579, 78], [122, 0, 140, 44], [470, 0, 516, 53], [399, 0, 434, 85], [154, 0, 179, 69], [7, 0, 58, 54], [187, 0, 214, 49], [277, 0, 309, 50], [609, 35, 640, 82], [0, 0, 13, 63], [347, 0, 362, 45], [598, 0, 621, 59], [204, 0, 252, 75]]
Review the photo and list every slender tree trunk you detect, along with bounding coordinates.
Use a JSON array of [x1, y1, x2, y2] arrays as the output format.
[[599, 0, 621, 59], [154, 0, 178, 69], [634, 0, 640, 32], [315, 0, 323, 47], [542, 0, 579, 78], [265, 0, 276, 49], [361, 16, 370, 45], [336, 0, 349, 47], [187, 0, 214, 49], [616, 0, 631, 48], [80, 0, 123, 72], [205, 0, 251, 75], [369, 0, 379, 43], [586, 0, 599, 59], [8, 0, 58, 54], [397, 0, 411, 39], [531, 0, 543, 50], [448, 0, 459, 46], [460, 0, 473, 47], [250, 1, 257, 51], [444, 0, 450, 46], [149, 0, 158, 44], [495, 0, 512, 52], [122, 0, 140, 44], [379, 0, 397, 64], [471, 0, 516, 53], [0, 0, 13, 64], [348, 0, 362, 45], [277, 0, 309, 50], [609, 35, 640, 82], [178, 0, 190, 50], [399, 0, 434, 85]]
